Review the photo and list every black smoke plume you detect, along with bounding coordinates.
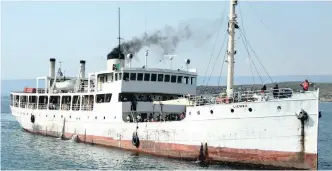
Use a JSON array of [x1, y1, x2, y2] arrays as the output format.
[[108, 24, 195, 58]]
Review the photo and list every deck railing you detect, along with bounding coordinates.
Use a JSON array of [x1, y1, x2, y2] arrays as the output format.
[[187, 88, 294, 106]]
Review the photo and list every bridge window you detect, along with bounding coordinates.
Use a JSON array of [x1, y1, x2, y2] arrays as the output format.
[[108, 72, 114, 82], [115, 73, 118, 81], [151, 74, 157, 81], [164, 75, 170, 82], [119, 73, 122, 80], [177, 76, 183, 83], [96, 93, 112, 103], [171, 75, 176, 83], [144, 73, 150, 81], [191, 77, 196, 85], [184, 76, 189, 84], [61, 96, 71, 110], [137, 73, 143, 81], [123, 72, 129, 81], [10, 94, 13, 106], [158, 74, 164, 82], [130, 73, 136, 81], [72, 95, 80, 111]]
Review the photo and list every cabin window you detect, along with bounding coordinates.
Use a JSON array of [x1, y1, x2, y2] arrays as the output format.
[[158, 74, 164, 82], [144, 73, 150, 81], [115, 73, 118, 81], [61, 96, 71, 110], [171, 75, 177, 83], [28, 96, 37, 109], [184, 76, 189, 84], [130, 73, 136, 81], [96, 94, 105, 103], [96, 94, 111, 103], [191, 77, 196, 85], [164, 75, 170, 82], [123, 72, 129, 81], [49, 96, 60, 110], [10, 94, 13, 106], [118, 73, 122, 80], [105, 94, 112, 102], [137, 73, 143, 81], [19, 96, 27, 108], [177, 76, 183, 83], [38, 96, 48, 109], [82, 95, 94, 111], [72, 95, 81, 111], [151, 74, 157, 81]]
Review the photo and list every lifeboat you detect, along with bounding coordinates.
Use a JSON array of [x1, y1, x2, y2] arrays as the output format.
[[54, 79, 77, 91]]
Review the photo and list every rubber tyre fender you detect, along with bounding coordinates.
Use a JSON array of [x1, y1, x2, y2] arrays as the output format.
[[31, 115, 35, 123]]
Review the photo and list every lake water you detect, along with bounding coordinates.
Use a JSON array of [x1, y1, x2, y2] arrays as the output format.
[[1, 97, 331, 170]]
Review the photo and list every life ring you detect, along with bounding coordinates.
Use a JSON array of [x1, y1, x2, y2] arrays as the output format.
[[132, 132, 140, 148], [30, 115, 35, 123]]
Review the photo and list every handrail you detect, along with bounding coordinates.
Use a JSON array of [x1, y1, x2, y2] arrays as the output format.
[[186, 88, 295, 106]]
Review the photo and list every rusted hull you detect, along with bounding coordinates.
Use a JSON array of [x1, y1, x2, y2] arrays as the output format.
[[24, 129, 317, 170]]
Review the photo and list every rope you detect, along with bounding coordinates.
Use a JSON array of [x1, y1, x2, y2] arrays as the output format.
[[238, 28, 274, 84], [205, 32, 228, 86], [202, 1, 227, 85]]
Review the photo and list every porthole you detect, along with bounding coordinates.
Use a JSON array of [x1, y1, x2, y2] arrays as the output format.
[[70, 116, 71, 118], [189, 111, 192, 115], [197, 111, 200, 115], [248, 108, 252, 112], [95, 116, 97, 119], [104, 116, 106, 120], [231, 109, 234, 113], [61, 115, 63, 118], [210, 110, 213, 114], [54, 115, 55, 118], [277, 106, 281, 110], [114, 116, 116, 119], [46, 115, 47, 117]]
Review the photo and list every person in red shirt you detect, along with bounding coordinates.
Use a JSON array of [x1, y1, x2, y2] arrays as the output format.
[[301, 79, 310, 91]]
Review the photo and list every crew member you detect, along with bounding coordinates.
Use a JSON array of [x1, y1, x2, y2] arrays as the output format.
[[301, 79, 310, 91], [261, 84, 267, 93]]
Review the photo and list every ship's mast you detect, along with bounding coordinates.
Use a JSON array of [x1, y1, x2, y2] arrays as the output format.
[[118, 7, 121, 59], [226, 0, 238, 97]]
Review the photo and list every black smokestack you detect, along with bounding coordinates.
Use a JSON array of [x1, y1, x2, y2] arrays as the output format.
[[107, 47, 125, 60]]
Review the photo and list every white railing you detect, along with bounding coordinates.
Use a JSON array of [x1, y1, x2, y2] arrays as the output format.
[[19, 102, 28, 108], [27, 103, 37, 109], [187, 88, 294, 106], [49, 103, 60, 110], [72, 104, 80, 111], [61, 104, 71, 110], [81, 104, 94, 111]]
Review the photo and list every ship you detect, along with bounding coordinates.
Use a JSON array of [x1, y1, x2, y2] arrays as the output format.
[[10, 1, 319, 169]]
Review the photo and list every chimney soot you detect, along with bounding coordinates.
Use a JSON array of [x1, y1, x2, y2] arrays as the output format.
[[107, 47, 125, 60]]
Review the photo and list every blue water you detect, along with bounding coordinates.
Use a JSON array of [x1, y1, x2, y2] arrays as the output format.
[[1, 97, 331, 170]]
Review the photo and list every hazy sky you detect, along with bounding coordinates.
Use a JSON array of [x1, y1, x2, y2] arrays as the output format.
[[1, 1, 331, 80]]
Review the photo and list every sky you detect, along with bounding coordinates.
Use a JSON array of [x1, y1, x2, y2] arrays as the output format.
[[1, 1, 332, 80]]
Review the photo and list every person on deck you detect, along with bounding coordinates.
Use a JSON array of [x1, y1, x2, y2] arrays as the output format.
[[301, 79, 310, 91], [261, 84, 267, 93]]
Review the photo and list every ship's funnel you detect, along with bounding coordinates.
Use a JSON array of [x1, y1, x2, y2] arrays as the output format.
[[80, 60, 86, 79], [49, 58, 56, 78], [107, 47, 125, 71]]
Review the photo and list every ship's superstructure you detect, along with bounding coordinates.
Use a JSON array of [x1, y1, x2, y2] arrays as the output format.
[[10, 2, 319, 170]]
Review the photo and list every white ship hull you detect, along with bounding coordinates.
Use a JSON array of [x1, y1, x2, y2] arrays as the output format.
[[10, 91, 319, 169]]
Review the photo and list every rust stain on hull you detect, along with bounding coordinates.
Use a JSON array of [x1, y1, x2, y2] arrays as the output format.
[[23, 128, 317, 170]]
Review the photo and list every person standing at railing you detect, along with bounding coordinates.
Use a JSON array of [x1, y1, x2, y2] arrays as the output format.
[[261, 84, 267, 93], [301, 79, 310, 91]]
